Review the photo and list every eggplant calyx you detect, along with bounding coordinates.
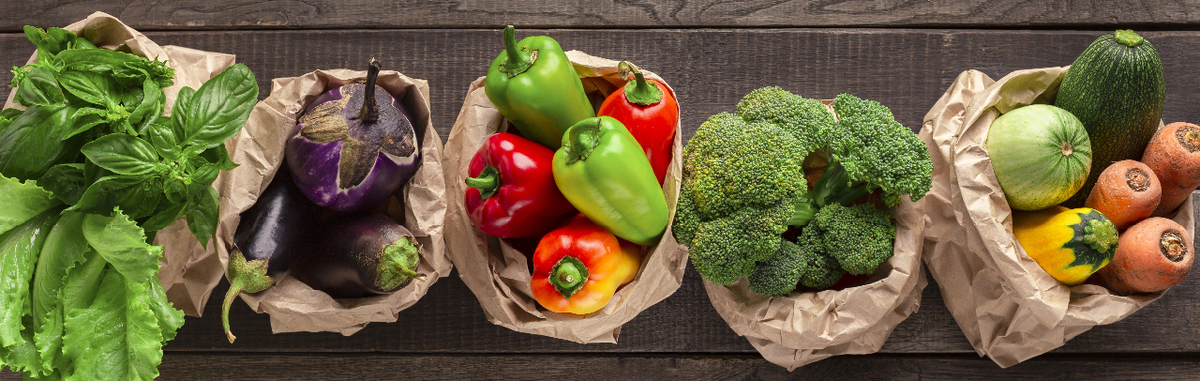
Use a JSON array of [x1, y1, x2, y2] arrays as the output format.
[[223, 249, 276, 344], [376, 236, 424, 292]]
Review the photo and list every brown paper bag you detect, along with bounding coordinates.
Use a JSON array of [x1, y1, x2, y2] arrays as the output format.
[[702, 101, 928, 370], [2, 12, 239, 317], [442, 51, 687, 343], [920, 67, 1195, 367], [212, 69, 449, 335]]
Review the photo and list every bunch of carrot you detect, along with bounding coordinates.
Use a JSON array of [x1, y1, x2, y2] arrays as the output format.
[[1085, 122, 1200, 294]]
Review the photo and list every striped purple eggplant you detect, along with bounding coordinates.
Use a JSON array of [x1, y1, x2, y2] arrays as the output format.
[[286, 59, 420, 212]]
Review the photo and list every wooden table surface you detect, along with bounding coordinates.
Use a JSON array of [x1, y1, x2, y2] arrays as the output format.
[[4, 2, 1200, 380]]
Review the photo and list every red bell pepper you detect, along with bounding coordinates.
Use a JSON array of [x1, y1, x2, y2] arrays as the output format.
[[597, 61, 679, 185], [464, 132, 577, 238], [531, 215, 642, 315]]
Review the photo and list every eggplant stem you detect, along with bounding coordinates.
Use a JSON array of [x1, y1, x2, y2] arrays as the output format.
[[223, 249, 276, 344], [359, 58, 383, 124]]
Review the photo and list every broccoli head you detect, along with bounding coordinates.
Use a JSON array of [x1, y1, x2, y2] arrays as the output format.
[[812, 203, 896, 275], [675, 86, 927, 293]]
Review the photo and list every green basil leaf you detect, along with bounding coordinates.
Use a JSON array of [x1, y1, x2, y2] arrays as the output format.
[[80, 134, 160, 177], [1, 108, 23, 121], [61, 107, 106, 141], [144, 119, 179, 160], [199, 144, 237, 172], [71, 36, 97, 50], [57, 48, 139, 73], [14, 66, 64, 107], [83, 159, 111, 186], [46, 28, 77, 54], [58, 70, 118, 107], [180, 64, 257, 149], [189, 163, 220, 186], [119, 59, 175, 89], [185, 185, 218, 249], [162, 177, 187, 205], [140, 200, 186, 233], [171, 86, 196, 140], [23, 26, 54, 56], [0, 104, 82, 181], [68, 175, 160, 220], [37, 163, 87, 205], [129, 80, 163, 134]]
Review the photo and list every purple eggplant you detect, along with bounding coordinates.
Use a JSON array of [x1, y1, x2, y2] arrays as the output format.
[[289, 212, 424, 299], [287, 59, 420, 212], [222, 167, 322, 343]]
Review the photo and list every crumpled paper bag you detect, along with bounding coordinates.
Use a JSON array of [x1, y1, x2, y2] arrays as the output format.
[[442, 51, 687, 343], [920, 67, 1195, 367], [213, 68, 449, 335], [2, 11, 239, 317], [702, 100, 928, 370]]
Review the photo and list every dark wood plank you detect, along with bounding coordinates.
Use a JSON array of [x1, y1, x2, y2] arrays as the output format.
[[75, 352, 1200, 380], [6, 1, 1200, 32], [4, 29, 1200, 356], [7, 28, 1200, 143]]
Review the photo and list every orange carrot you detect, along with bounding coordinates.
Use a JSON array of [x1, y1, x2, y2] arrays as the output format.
[[1096, 217, 1193, 294], [1084, 160, 1161, 231], [1142, 122, 1200, 216]]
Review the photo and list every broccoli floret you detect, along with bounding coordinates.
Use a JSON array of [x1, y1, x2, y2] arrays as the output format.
[[674, 87, 929, 293], [748, 239, 805, 296], [736, 86, 832, 153], [826, 93, 934, 208], [813, 203, 896, 275], [689, 202, 792, 285], [795, 225, 845, 289]]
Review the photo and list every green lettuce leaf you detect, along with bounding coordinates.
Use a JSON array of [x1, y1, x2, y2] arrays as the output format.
[[62, 272, 164, 381], [0, 210, 60, 349], [0, 175, 60, 233], [82, 210, 161, 284]]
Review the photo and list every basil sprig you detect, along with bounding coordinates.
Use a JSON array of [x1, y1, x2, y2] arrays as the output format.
[[2, 26, 257, 248]]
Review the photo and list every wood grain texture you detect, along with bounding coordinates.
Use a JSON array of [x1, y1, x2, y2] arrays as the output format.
[[58, 352, 1200, 380], [4, 28, 1200, 377], [5, 1, 1200, 31], [7, 29, 1200, 144]]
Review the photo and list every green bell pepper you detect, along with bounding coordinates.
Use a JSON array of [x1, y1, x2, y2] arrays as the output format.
[[485, 25, 595, 149], [552, 116, 668, 246]]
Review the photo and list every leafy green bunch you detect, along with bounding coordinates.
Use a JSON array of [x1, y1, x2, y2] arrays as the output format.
[[673, 87, 932, 296], [1, 26, 258, 246], [0, 177, 185, 380]]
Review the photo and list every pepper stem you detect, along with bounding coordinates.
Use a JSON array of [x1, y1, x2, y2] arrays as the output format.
[[358, 58, 382, 124], [549, 255, 589, 299], [500, 25, 534, 77], [617, 61, 663, 106], [563, 118, 602, 164], [223, 249, 276, 344], [465, 164, 502, 199]]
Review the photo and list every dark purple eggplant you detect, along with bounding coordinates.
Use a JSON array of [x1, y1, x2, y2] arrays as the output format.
[[222, 167, 322, 343], [289, 212, 423, 299], [286, 59, 420, 213]]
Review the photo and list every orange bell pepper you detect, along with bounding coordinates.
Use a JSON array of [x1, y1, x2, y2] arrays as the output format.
[[531, 215, 642, 315]]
